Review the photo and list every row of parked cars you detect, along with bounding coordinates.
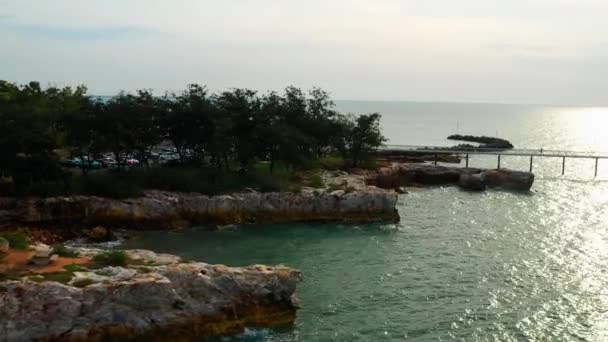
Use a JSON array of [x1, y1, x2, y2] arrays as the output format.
[[63, 148, 188, 170], [64, 154, 140, 169]]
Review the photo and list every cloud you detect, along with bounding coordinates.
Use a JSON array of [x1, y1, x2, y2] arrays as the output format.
[[0, 22, 157, 41], [0, 0, 607, 105]]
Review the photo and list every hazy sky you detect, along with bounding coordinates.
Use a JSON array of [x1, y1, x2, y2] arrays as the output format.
[[1, 0, 607, 105]]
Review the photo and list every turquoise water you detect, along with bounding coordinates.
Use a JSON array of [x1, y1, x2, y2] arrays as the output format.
[[122, 102, 608, 341]]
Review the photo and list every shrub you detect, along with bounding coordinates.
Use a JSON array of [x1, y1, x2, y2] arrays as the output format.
[[141, 167, 221, 195], [317, 155, 346, 171], [78, 174, 143, 199], [52, 244, 79, 258], [92, 250, 129, 266], [0, 230, 28, 250], [358, 157, 378, 170], [0, 236, 9, 249], [305, 173, 324, 188]]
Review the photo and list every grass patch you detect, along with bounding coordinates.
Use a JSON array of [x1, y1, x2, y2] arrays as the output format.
[[92, 250, 129, 267], [0, 230, 29, 250], [0, 270, 23, 281], [52, 244, 79, 258], [32, 272, 74, 284], [63, 263, 87, 273]]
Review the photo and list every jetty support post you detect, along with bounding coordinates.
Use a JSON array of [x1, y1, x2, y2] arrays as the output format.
[[562, 157, 566, 175], [465, 154, 469, 168], [529, 155, 533, 173], [497, 155, 501, 169], [434, 154, 438, 166], [595, 158, 599, 177]]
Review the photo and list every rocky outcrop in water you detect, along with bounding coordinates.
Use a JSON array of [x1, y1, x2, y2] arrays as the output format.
[[368, 163, 534, 191], [0, 249, 302, 341], [0, 187, 399, 229], [447, 135, 514, 150]]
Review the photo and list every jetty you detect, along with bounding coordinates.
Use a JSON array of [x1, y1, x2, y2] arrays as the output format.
[[382, 145, 608, 176]]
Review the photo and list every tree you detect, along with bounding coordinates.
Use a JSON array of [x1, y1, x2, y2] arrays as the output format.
[[160, 84, 214, 164], [96, 92, 139, 170], [131, 90, 162, 167], [0, 81, 69, 193], [215, 88, 261, 170], [345, 113, 386, 168]]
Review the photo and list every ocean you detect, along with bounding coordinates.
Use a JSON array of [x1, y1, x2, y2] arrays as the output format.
[[122, 101, 608, 341]]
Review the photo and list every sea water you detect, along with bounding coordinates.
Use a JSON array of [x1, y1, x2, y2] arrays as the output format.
[[122, 102, 608, 341]]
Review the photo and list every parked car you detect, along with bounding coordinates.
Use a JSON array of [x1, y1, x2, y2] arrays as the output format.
[[70, 157, 102, 169], [126, 158, 140, 166], [99, 157, 117, 168]]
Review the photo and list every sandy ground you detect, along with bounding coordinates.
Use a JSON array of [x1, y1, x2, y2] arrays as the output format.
[[0, 249, 90, 274]]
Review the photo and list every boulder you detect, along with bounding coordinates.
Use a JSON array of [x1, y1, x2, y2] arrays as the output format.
[[458, 173, 486, 191], [395, 187, 408, 194], [481, 169, 535, 191], [88, 226, 112, 242], [28, 243, 55, 266]]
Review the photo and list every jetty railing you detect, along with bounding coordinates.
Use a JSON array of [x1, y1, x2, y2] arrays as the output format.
[[381, 145, 608, 176]]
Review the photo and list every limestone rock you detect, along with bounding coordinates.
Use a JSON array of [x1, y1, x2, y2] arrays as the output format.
[[0, 185, 399, 229], [28, 243, 55, 266], [0, 249, 303, 341]]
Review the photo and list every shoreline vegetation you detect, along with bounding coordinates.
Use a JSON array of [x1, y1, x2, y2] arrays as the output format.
[[0, 80, 384, 198]]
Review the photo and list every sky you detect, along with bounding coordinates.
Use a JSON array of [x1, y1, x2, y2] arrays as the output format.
[[1, 0, 607, 105]]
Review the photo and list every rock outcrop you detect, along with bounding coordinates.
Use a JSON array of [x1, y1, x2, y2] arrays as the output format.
[[368, 163, 534, 191], [0, 187, 399, 229], [0, 249, 302, 341], [447, 134, 514, 150]]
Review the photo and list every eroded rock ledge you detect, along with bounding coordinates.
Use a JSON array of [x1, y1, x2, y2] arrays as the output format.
[[0, 185, 400, 229], [368, 163, 535, 191], [0, 249, 302, 341]]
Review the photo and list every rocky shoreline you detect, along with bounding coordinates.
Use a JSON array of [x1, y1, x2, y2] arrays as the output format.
[[368, 163, 535, 191], [0, 248, 302, 341], [0, 164, 536, 341], [0, 186, 400, 230], [0, 164, 535, 231]]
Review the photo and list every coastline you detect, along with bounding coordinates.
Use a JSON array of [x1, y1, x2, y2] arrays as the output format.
[[0, 163, 535, 340], [0, 164, 535, 231]]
